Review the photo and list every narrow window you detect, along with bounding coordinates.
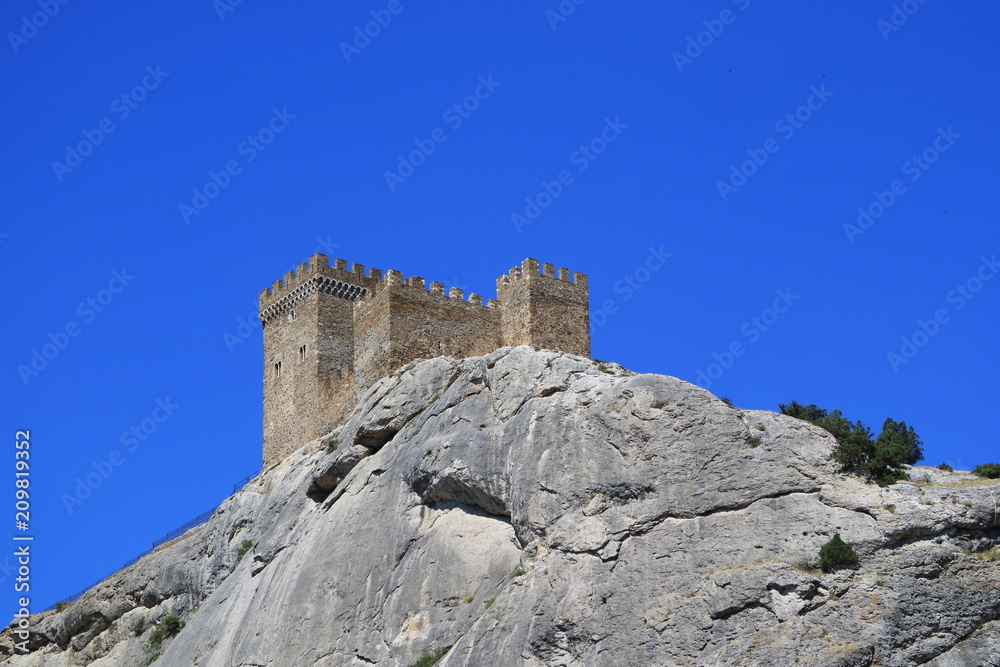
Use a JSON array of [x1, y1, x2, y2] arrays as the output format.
[[274, 361, 282, 378], [288, 309, 296, 321], [298, 345, 306, 360]]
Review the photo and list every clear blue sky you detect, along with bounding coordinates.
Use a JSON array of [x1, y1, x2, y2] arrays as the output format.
[[2, 0, 997, 614]]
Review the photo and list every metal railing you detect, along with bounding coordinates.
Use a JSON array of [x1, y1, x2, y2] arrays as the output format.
[[43, 466, 263, 612]]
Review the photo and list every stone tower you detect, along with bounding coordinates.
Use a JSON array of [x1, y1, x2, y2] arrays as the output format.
[[259, 256, 589, 464], [496, 258, 590, 358]]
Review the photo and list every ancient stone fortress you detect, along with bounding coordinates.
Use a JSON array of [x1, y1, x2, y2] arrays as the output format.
[[259, 255, 590, 464]]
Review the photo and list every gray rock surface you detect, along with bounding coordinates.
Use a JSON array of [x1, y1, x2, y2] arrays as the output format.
[[2, 347, 998, 666]]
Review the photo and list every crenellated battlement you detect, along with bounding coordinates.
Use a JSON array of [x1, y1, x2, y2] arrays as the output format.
[[496, 257, 588, 290], [259, 255, 589, 464], [259, 254, 384, 313], [391, 275, 497, 311]]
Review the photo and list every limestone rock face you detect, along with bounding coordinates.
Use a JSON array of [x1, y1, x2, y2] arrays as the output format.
[[3, 347, 999, 666]]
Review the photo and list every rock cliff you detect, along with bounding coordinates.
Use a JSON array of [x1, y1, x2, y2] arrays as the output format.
[[3, 347, 999, 666]]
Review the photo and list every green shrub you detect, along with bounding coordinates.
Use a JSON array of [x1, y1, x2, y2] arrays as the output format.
[[236, 540, 253, 558], [973, 463, 1000, 479], [509, 567, 525, 579], [937, 462, 953, 472], [430, 393, 441, 403], [720, 397, 733, 407], [132, 618, 146, 635], [148, 628, 168, 647], [483, 597, 495, 609], [818, 533, 859, 573], [412, 646, 449, 667], [780, 402, 922, 486], [746, 435, 763, 448], [149, 615, 184, 647], [325, 438, 341, 454], [650, 401, 668, 409], [755, 423, 766, 431]]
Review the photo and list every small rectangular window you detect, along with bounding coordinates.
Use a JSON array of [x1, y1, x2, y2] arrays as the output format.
[[299, 345, 306, 360], [288, 309, 296, 321], [274, 361, 282, 378]]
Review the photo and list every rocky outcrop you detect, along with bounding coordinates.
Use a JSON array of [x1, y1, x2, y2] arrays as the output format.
[[3, 347, 999, 666]]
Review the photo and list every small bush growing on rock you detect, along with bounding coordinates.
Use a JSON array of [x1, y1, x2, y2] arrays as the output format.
[[509, 567, 525, 579], [149, 615, 184, 647], [236, 540, 253, 558], [937, 462, 953, 472], [818, 533, 859, 573], [413, 646, 449, 667], [972, 463, 1000, 479], [720, 397, 733, 407], [132, 618, 146, 635], [746, 435, 763, 448], [483, 597, 495, 609], [163, 615, 183, 632]]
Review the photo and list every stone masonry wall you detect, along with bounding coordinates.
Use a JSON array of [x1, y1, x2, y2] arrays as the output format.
[[497, 258, 590, 358], [260, 255, 589, 464], [352, 280, 393, 400], [261, 294, 319, 464], [260, 255, 379, 464], [385, 276, 501, 373]]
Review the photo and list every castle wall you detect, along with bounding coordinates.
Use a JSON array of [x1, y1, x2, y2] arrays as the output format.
[[260, 255, 589, 465], [353, 283, 392, 397], [386, 277, 501, 371], [497, 258, 590, 357], [262, 293, 323, 465], [260, 254, 380, 464]]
